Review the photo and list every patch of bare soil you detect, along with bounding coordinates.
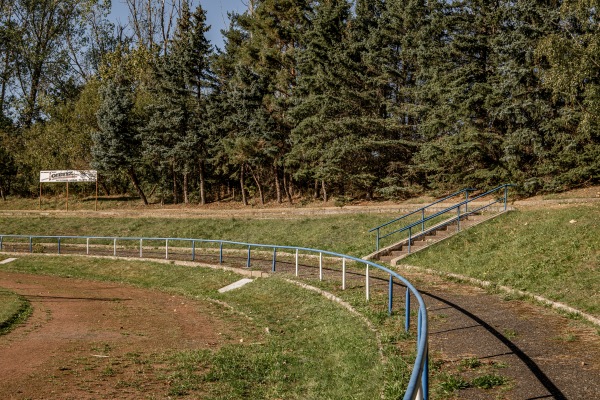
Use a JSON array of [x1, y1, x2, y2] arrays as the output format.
[[0, 271, 241, 399]]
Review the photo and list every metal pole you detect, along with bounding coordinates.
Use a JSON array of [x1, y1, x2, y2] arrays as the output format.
[[29, 237, 32, 253], [388, 275, 393, 315], [113, 238, 116, 256], [405, 288, 410, 331], [140, 239, 143, 257], [465, 190, 469, 213], [295, 249, 299, 276], [272, 248, 277, 272], [219, 242, 223, 264], [66, 182, 69, 211], [246, 246, 251, 268], [365, 265, 370, 301], [421, 209, 425, 232], [95, 177, 98, 211], [39, 183, 42, 210], [376, 229, 380, 251], [86, 238, 89, 255], [319, 252, 323, 281], [165, 239, 168, 259], [0, 236, 2, 251], [342, 258, 346, 290], [58, 238, 61, 254], [192, 240, 195, 261]]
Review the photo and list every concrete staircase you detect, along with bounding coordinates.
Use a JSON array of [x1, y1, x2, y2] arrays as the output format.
[[364, 211, 505, 266]]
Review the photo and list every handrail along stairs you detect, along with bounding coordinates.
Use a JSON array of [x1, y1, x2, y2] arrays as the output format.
[[369, 184, 513, 253]]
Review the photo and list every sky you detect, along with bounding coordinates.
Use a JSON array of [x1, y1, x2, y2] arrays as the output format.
[[109, 0, 247, 50]]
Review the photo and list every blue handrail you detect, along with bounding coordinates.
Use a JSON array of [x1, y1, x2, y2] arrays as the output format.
[[370, 184, 513, 252], [0, 234, 429, 400], [369, 188, 476, 250]]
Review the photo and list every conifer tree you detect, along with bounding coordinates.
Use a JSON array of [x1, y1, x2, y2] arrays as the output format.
[[94, 78, 148, 204]]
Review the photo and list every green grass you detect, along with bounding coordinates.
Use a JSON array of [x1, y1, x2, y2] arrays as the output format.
[[0, 288, 32, 335], [406, 203, 600, 316], [0, 213, 396, 257], [0, 256, 402, 399]]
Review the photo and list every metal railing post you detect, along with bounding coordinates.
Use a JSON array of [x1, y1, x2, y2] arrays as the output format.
[[388, 275, 394, 315], [86, 238, 90, 255], [192, 240, 195, 261], [421, 209, 425, 232], [365, 264, 370, 301], [113, 238, 116, 256], [140, 239, 143, 258], [376, 228, 380, 251], [405, 288, 411, 331], [165, 239, 168, 259], [0, 236, 3, 251], [219, 242, 223, 264], [295, 248, 299, 276], [29, 237, 32, 253], [246, 246, 251, 268], [342, 258, 346, 290], [57, 238, 61, 254], [272, 248, 277, 272], [319, 252, 323, 281]]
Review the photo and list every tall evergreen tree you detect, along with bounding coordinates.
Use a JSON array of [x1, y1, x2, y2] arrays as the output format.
[[94, 78, 148, 204]]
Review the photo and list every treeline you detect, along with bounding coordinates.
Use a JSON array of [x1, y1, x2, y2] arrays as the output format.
[[0, 0, 598, 204]]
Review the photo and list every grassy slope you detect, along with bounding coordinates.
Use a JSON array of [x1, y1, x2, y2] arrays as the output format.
[[405, 203, 600, 316], [0, 288, 31, 335], [0, 214, 392, 257]]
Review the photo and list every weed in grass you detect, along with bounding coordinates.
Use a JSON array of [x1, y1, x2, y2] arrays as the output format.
[[491, 361, 509, 369], [503, 328, 518, 339], [553, 333, 577, 342], [471, 373, 508, 389], [438, 373, 470, 395], [459, 357, 482, 370], [102, 366, 116, 377]]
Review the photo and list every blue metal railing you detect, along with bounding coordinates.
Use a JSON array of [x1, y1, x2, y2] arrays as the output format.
[[369, 185, 513, 252], [369, 188, 476, 251], [0, 234, 429, 400]]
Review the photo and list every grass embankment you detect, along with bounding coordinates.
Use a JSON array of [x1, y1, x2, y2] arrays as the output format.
[[0, 256, 403, 399], [0, 213, 394, 257], [406, 203, 600, 316], [0, 288, 31, 335]]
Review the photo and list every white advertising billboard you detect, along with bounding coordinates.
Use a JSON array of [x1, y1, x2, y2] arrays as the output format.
[[40, 170, 97, 183]]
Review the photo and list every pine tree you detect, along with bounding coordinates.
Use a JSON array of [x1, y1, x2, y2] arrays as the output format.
[[94, 78, 148, 205]]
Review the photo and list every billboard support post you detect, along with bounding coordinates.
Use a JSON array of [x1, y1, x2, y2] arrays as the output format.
[[39, 170, 97, 212]]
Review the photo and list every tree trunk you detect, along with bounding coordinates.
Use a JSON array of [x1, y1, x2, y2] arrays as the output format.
[[283, 172, 293, 204], [183, 171, 189, 204], [274, 164, 282, 204], [0, 185, 5, 201], [199, 160, 206, 205], [128, 167, 148, 205], [240, 165, 248, 206], [249, 165, 264, 206], [314, 179, 319, 199], [172, 160, 177, 204], [100, 180, 111, 196], [321, 180, 327, 203]]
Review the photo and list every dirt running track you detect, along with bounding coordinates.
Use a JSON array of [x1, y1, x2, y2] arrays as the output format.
[[0, 271, 234, 399]]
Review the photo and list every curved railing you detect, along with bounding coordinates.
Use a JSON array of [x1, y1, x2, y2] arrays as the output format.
[[0, 234, 429, 400]]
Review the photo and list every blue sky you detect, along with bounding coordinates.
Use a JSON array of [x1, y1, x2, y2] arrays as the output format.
[[109, 0, 247, 50]]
